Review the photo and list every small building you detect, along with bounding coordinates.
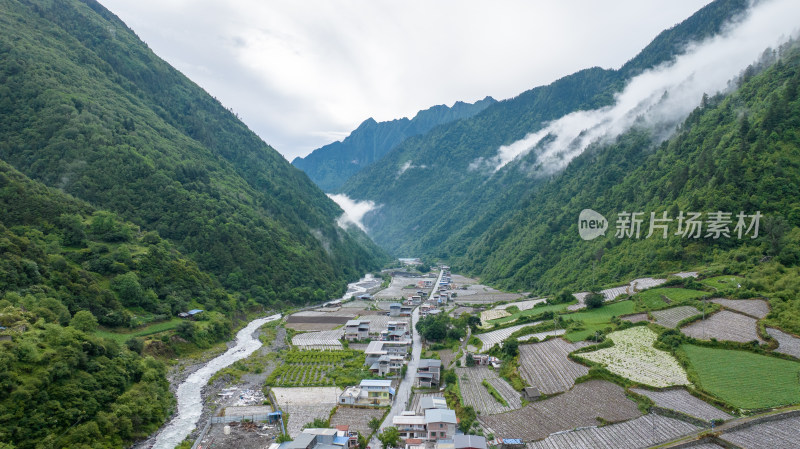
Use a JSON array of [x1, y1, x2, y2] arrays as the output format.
[[419, 396, 447, 412], [416, 359, 442, 388], [324, 299, 343, 308], [344, 320, 370, 341], [369, 354, 405, 376], [338, 386, 362, 405], [389, 303, 402, 317], [393, 412, 427, 440], [522, 386, 541, 401], [178, 309, 204, 319], [360, 379, 394, 406], [358, 294, 373, 301], [365, 340, 411, 366], [400, 305, 413, 317], [454, 435, 487, 449], [405, 438, 426, 449], [500, 439, 525, 449], [388, 320, 409, 333], [425, 409, 457, 441]]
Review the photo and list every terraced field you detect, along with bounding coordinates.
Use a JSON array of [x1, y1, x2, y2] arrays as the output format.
[[701, 275, 744, 290], [651, 306, 700, 328], [456, 366, 521, 415], [480, 380, 640, 442], [710, 298, 769, 318], [630, 388, 731, 422], [766, 327, 800, 359], [474, 322, 543, 349], [720, 413, 800, 449], [518, 339, 590, 395], [563, 301, 637, 341], [681, 344, 800, 409], [525, 414, 699, 449], [635, 288, 707, 310], [578, 327, 689, 387], [681, 310, 763, 343], [497, 299, 548, 311], [517, 329, 566, 343], [621, 313, 649, 323]]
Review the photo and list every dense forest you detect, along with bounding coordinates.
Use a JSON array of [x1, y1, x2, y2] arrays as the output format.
[[339, 0, 749, 257], [0, 0, 387, 309], [459, 41, 800, 332]]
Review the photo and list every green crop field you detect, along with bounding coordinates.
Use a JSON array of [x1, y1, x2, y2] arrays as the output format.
[[489, 303, 570, 324], [681, 344, 800, 410], [635, 288, 708, 311], [563, 300, 636, 342], [267, 349, 371, 387], [701, 275, 745, 290]]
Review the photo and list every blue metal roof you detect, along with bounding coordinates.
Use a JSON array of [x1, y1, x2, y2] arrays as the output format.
[[502, 439, 523, 445], [187, 309, 204, 315]]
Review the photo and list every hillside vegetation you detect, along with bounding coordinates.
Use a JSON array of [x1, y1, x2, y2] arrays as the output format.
[[0, 0, 386, 309]]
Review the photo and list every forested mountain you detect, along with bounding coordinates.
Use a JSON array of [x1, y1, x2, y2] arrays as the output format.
[[0, 0, 387, 308], [292, 97, 496, 191], [340, 0, 749, 257], [460, 42, 800, 300]]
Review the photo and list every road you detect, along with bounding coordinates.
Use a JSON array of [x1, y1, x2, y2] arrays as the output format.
[[369, 268, 443, 447]]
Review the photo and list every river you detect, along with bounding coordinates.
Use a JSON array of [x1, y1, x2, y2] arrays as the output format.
[[150, 313, 282, 449], [149, 274, 376, 449]]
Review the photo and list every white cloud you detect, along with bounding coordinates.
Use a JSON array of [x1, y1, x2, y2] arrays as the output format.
[[100, 0, 712, 160], [327, 193, 379, 231], [481, 0, 800, 175]]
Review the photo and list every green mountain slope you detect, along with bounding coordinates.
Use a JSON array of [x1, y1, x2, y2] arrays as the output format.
[[0, 0, 387, 305], [340, 0, 747, 257], [460, 41, 800, 299], [292, 97, 496, 192]]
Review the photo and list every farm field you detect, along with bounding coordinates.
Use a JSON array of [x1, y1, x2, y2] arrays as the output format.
[[518, 338, 590, 395], [701, 275, 745, 290], [497, 299, 548, 311], [629, 277, 667, 291], [525, 413, 699, 449], [651, 305, 700, 328], [266, 350, 367, 387], [291, 329, 344, 349], [578, 327, 689, 387], [710, 298, 769, 318], [568, 292, 590, 311], [479, 380, 641, 442], [456, 366, 521, 415], [488, 303, 569, 325], [437, 349, 456, 369], [563, 300, 636, 342], [719, 413, 800, 449], [285, 322, 343, 331], [481, 308, 511, 323], [680, 344, 800, 409], [271, 387, 341, 437], [630, 387, 731, 422], [621, 313, 649, 323], [634, 288, 707, 310], [474, 322, 543, 350], [517, 329, 565, 343], [680, 310, 763, 343], [766, 327, 800, 359], [329, 406, 386, 437], [362, 315, 410, 335]]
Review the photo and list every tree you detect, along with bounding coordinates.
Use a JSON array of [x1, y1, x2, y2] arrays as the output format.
[[378, 427, 400, 449], [585, 292, 604, 309], [70, 310, 98, 332], [368, 417, 381, 434], [502, 338, 519, 357], [465, 353, 476, 367]]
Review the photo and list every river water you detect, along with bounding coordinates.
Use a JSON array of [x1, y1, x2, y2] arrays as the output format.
[[150, 274, 376, 449], [151, 313, 281, 449]]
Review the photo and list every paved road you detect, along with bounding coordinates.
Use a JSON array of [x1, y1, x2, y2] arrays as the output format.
[[369, 269, 443, 447]]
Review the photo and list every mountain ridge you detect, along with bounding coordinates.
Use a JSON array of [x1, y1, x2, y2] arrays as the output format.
[[292, 96, 496, 191]]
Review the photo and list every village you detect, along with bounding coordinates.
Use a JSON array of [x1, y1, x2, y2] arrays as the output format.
[[185, 263, 800, 449]]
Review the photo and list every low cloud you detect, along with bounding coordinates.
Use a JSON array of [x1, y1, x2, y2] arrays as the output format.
[[480, 0, 799, 175], [327, 193, 378, 232], [397, 160, 427, 177]]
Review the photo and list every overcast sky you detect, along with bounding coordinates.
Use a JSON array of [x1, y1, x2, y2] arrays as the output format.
[[99, 0, 712, 161]]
